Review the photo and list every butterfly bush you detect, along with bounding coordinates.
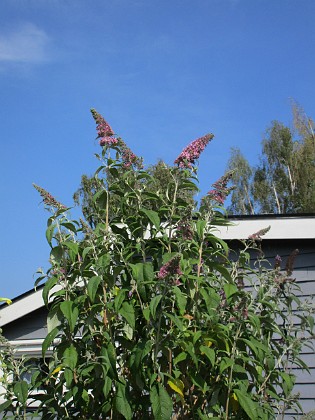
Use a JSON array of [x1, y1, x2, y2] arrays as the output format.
[[157, 255, 182, 279], [18, 109, 314, 420], [174, 133, 214, 168], [91, 109, 143, 169], [207, 170, 234, 205], [91, 108, 118, 146], [33, 183, 66, 210]]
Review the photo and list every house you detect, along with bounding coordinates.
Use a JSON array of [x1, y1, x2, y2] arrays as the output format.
[[1, 214, 314, 418]]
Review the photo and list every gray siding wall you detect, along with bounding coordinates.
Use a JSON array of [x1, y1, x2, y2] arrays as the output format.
[[255, 240, 315, 419], [2, 307, 48, 340]]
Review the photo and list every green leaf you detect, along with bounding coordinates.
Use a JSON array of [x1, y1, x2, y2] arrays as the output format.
[[223, 284, 238, 300], [64, 367, 73, 387], [64, 241, 79, 259], [149, 295, 163, 320], [130, 262, 154, 301], [0, 400, 12, 412], [94, 190, 108, 209], [60, 301, 79, 333], [173, 286, 187, 315], [219, 357, 233, 373], [150, 383, 173, 420], [47, 307, 61, 333], [43, 276, 58, 306], [143, 305, 150, 321], [173, 352, 187, 365], [167, 378, 184, 398], [200, 288, 220, 311], [119, 302, 135, 330], [87, 276, 102, 303], [82, 246, 93, 260], [63, 344, 78, 370], [210, 262, 232, 281], [114, 289, 126, 312], [196, 220, 206, 240], [103, 376, 112, 398], [140, 208, 160, 230], [200, 345, 215, 366], [50, 245, 64, 262], [13, 381, 28, 404], [60, 222, 78, 234], [234, 389, 259, 419], [46, 223, 55, 246], [115, 382, 132, 420], [42, 327, 59, 357], [280, 371, 295, 395]]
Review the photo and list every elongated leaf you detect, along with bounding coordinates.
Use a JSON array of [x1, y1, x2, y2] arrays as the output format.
[[115, 382, 132, 420], [173, 286, 187, 315], [119, 302, 135, 330], [200, 345, 215, 366], [0, 400, 12, 412], [149, 295, 162, 320], [42, 327, 59, 357], [60, 301, 79, 333], [196, 220, 206, 240], [219, 357, 233, 373], [150, 383, 173, 420], [140, 208, 160, 230], [46, 223, 55, 246], [63, 344, 78, 370], [64, 241, 79, 258], [103, 376, 112, 398], [168, 378, 184, 398], [174, 352, 187, 365], [43, 276, 58, 306], [234, 389, 259, 419], [87, 276, 102, 303], [14, 381, 28, 404], [223, 284, 238, 300], [50, 245, 63, 263], [47, 307, 61, 333], [60, 222, 78, 233]]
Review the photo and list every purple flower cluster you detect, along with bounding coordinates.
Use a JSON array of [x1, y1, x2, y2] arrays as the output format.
[[274, 254, 282, 270], [90, 108, 118, 146], [207, 171, 234, 205], [248, 225, 271, 241], [33, 184, 66, 210], [157, 255, 182, 279], [176, 218, 193, 240], [285, 249, 299, 276], [120, 139, 143, 169], [174, 133, 214, 169]]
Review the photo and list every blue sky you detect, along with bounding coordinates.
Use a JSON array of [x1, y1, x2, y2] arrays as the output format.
[[0, 0, 314, 298]]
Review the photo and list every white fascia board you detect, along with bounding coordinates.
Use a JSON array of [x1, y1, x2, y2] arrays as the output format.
[[0, 289, 44, 328], [216, 217, 315, 240]]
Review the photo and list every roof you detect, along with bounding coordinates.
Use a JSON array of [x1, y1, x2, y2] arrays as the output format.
[[216, 214, 315, 240], [0, 288, 44, 328]]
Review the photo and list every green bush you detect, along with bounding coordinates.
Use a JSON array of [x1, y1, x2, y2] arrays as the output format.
[[2, 110, 313, 419]]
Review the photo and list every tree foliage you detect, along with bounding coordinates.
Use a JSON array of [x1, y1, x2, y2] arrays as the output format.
[[227, 104, 315, 214], [1, 111, 313, 419]]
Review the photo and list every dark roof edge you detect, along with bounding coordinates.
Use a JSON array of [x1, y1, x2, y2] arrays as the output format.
[[228, 213, 315, 220], [0, 284, 44, 309]]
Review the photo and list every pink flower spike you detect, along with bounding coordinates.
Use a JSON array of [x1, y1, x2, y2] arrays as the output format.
[[157, 255, 182, 279], [174, 133, 214, 169], [207, 171, 234, 205], [99, 136, 119, 146], [91, 108, 114, 138], [33, 184, 66, 210]]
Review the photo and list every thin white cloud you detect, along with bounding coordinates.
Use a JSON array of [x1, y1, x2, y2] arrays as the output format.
[[0, 23, 50, 63]]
